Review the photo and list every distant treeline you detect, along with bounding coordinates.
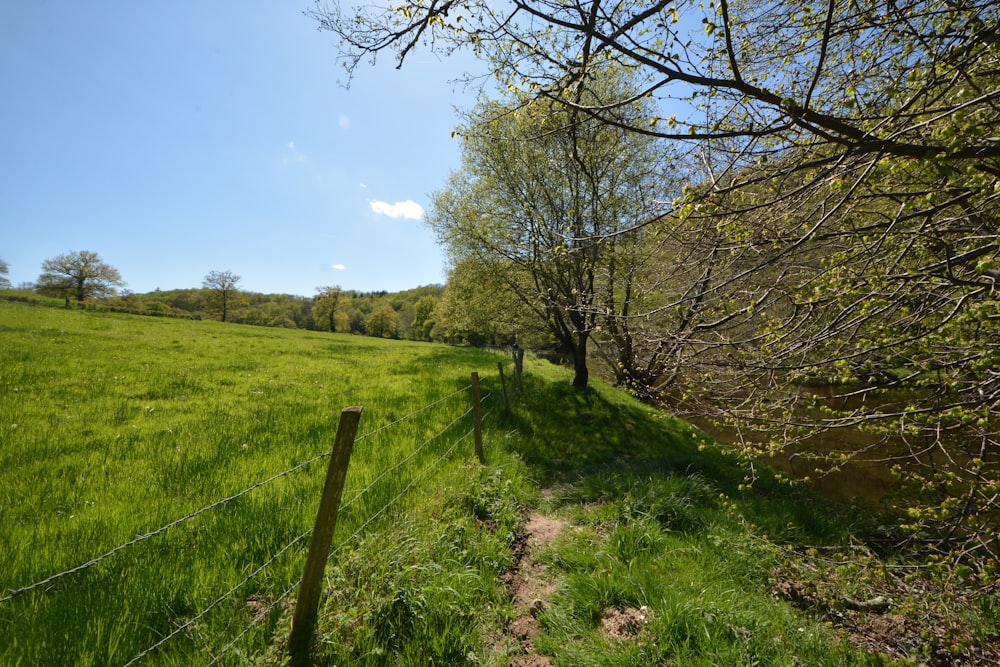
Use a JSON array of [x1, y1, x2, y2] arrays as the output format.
[[134, 285, 448, 341], [1, 285, 452, 342]]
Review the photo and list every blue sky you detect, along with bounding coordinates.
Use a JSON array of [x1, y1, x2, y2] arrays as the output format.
[[1, 1, 479, 296]]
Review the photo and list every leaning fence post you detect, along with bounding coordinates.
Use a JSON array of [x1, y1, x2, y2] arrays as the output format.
[[287, 406, 363, 667], [497, 362, 510, 414], [471, 372, 485, 464], [514, 348, 524, 391]]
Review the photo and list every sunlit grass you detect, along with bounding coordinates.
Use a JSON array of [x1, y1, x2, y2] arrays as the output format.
[[5, 300, 994, 665], [491, 364, 892, 666], [0, 301, 504, 665]]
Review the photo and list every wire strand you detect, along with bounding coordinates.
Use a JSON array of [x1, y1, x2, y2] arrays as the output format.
[[122, 527, 312, 666], [1, 384, 472, 603], [340, 404, 474, 513], [1, 453, 327, 602], [353, 384, 472, 443], [209, 430, 472, 666]]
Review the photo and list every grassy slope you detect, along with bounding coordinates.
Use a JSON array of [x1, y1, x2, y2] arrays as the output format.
[[309, 347, 998, 665], [0, 300, 502, 665], [308, 360, 878, 666], [2, 299, 995, 665]]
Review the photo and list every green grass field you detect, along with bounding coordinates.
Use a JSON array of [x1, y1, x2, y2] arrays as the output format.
[[3, 299, 996, 665], [0, 300, 505, 665]]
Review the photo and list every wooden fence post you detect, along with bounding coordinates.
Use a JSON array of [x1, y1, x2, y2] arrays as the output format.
[[471, 372, 485, 464], [497, 362, 510, 414], [288, 406, 363, 667], [514, 348, 524, 391]]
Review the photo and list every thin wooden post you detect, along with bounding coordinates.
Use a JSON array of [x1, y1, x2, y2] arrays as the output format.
[[471, 372, 485, 464], [288, 406, 363, 667], [514, 348, 524, 391], [497, 362, 510, 414]]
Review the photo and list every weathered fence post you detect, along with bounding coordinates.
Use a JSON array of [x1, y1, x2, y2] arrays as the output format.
[[471, 372, 485, 464], [497, 361, 510, 414], [287, 406, 363, 667], [514, 348, 524, 391]]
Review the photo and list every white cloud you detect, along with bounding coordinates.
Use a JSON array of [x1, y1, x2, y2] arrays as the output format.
[[331, 263, 347, 271], [338, 115, 351, 129], [284, 140, 306, 163], [369, 199, 424, 220]]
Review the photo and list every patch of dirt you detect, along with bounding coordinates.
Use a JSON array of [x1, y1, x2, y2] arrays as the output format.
[[599, 606, 651, 642], [497, 512, 568, 667], [508, 656, 555, 667], [773, 570, 1000, 666]]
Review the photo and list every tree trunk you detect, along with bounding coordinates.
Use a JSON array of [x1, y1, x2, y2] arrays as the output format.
[[572, 331, 590, 389]]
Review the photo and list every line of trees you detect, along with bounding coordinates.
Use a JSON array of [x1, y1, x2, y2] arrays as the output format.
[[314, 0, 1000, 573], [0, 251, 461, 342], [138, 283, 450, 341]]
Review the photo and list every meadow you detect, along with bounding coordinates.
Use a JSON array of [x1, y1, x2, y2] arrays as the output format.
[[2, 299, 996, 665], [0, 300, 504, 665]]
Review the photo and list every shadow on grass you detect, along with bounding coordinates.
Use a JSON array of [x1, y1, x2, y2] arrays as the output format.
[[498, 368, 866, 546]]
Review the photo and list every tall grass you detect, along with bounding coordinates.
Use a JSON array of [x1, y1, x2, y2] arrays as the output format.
[[6, 301, 995, 665], [492, 365, 889, 665], [0, 301, 504, 665]]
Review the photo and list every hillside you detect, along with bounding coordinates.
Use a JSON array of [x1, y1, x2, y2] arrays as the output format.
[[1, 300, 996, 665]]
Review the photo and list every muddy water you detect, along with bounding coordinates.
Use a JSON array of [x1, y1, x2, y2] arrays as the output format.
[[682, 385, 915, 508], [690, 414, 901, 507], [765, 428, 900, 507], [689, 383, 998, 511]]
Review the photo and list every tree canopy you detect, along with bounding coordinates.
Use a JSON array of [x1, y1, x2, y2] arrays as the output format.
[[313, 0, 998, 163], [35, 250, 124, 302], [202, 270, 243, 323], [428, 68, 675, 387], [315, 0, 1000, 569], [313, 285, 345, 333]]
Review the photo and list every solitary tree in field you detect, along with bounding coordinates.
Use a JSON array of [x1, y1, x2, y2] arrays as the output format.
[[36, 250, 123, 302], [313, 285, 343, 332], [0, 257, 10, 289], [202, 270, 243, 322]]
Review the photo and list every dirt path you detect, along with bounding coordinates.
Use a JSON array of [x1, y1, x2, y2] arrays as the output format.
[[499, 512, 566, 667]]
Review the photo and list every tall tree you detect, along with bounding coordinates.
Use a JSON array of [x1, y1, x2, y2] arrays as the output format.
[[313, 285, 343, 333], [316, 0, 1000, 566], [428, 69, 673, 388], [0, 257, 10, 289], [202, 270, 243, 323], [410, 295, 439, 341], [366, 305, 398, 338], [36, 250, 123, 302]]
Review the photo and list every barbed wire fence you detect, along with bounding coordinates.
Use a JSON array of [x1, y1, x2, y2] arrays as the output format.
[[2, 361, 520, 666]]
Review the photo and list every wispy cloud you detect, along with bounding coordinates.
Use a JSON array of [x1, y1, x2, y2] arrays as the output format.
[[338, 115, 351, 129], [331, 263, 347, 271], [283, 140, 306, 164], [369, 199, 424, 220]]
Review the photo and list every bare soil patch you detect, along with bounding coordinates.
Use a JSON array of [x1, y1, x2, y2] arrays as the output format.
[[497, 512, 567, 666], [774, 572, 1000, 665], [599, 606, 651, 642]]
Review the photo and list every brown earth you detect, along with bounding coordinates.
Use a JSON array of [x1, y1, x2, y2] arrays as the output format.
[[774, 574, 1000, 665], [498, 513, 567, 667]]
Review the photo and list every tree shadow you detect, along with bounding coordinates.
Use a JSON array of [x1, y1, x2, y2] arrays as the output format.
[[496, 370, 868, 545]]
